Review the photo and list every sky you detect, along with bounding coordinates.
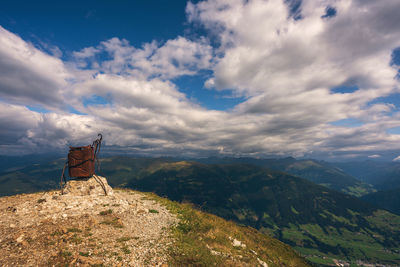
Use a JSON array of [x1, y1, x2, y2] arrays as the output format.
[[1, 0, 400, 161]]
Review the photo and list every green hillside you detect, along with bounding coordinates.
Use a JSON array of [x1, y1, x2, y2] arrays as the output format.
[[199, 157, 375, 197], [144, 190, 311, 266], [0, 159, 62, 196], [362, 188, 400, 215], [334, 161, 400, 191], [274, 159, 375, 197], [1, 156, 399, 265], [115, 160, 399, 265]]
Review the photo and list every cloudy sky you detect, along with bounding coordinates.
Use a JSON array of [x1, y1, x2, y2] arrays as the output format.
[[1, 0, 400, 160]]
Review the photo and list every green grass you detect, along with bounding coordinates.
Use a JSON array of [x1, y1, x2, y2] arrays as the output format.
[[61, 250, 72, 257], [100, 217, 124, 228], [67, 227, 82, 233], [149, 209, 159, 213], [343, 184, 376, 197], [281, 222, 400, 265], [121, 246, 131, 254], [322, 210, 357, 227], [70, 233, 82, 244], [306, 256, 334, 265], [134, 190, 310, 267], [99, 209, 113, 216], [291, 206, 300, 215]]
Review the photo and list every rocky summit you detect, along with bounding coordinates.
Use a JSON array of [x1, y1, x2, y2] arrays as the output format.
[[0, 174, 311, 267], [61, 175, 114, 196], [0, 176, 177, 266]]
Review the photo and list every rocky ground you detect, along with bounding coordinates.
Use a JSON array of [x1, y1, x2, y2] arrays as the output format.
[[0, 176, 178, 266]]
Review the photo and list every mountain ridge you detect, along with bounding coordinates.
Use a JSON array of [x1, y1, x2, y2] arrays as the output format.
[[333, 160, 400, 190], [113, 159, 400, 265], [196, 157, 375, 197], [0, 175, 310, 266], [361, 187, 400, 215], [1, 156, 399, 265]]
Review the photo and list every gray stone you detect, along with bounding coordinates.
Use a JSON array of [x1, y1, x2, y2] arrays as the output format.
[[62, 175, 113, 196]]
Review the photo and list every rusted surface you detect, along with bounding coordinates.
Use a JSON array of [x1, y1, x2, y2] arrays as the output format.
[[68, 145, 95, 178]]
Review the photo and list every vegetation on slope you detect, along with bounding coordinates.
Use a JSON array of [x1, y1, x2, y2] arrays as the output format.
[[199, 157, 375, 197], [333, 160, 400, 191], [113, 159, 399, 265], [0, 187, 310, 267], [361, 188, 400, 215], [0, 159, 62, 196], [1, 156, 399, 265], [143, 191, 310, 266]]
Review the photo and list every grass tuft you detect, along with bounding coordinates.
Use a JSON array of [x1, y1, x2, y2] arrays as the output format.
[[100, 217, 124, 228], [149, 209, 159, 213], [121, 246, 131, 254], [67, 227, 82, 233], [61, 250, 72, 257], [99, 209, 113, 216], [117, 236, 131, 242]]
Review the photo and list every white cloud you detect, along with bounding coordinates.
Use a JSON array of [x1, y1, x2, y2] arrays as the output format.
[[73, 36, 213, 79], [393, 155, 400, 161], [0, 103, 40, 145], [1, 0, 400, 159], [0, 26, 72, 109], [368, 154, 381, 158], [184, 0, 400, 157], [188, 0, 400, 96]]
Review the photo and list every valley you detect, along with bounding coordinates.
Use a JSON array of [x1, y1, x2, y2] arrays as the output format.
[[1, 156, 400, 266]]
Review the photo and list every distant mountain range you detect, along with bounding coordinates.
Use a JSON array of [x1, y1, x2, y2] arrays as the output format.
[[331, 160, 400, 217], [109, 159, 399, 265], [197, 157, 375, 197], [0, 156, 399, 265], [0, 157, 62, 196], [361, 188, 400, 215], [333, 160, 400, 191], [0, 155, 378, 196]]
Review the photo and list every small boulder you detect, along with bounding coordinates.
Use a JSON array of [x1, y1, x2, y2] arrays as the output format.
[[16, 234, 24, 243]]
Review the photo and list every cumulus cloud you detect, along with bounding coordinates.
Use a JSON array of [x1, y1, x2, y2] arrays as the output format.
[[188, 0, 400, 96], [0, 102, 102, 154], [184, 0, 400, 157], [0, 26, 72, 109], [1, 0, 400, 159], [73, 36, 213, 79], [0, 103, 40, 145]]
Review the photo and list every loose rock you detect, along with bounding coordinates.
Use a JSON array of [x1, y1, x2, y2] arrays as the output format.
[[0, 177, 178, 266]]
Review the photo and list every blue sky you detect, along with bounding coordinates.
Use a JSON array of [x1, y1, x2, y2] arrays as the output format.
[[0, 0, 188, 50], [0, 0, 400, 160], [0, 0, 242, 111]]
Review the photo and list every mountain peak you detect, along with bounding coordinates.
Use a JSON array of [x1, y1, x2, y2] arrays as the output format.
[[0, 177, 177, 266], [0, 175, 310, 266], [61, 175, 114, 196]]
